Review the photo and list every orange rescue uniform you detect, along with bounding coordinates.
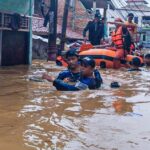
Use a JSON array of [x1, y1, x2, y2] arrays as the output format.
[[111, 26, 126, 59]]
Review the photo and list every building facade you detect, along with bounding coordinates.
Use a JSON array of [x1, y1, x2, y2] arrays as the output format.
[[0, 0, 33, 66]]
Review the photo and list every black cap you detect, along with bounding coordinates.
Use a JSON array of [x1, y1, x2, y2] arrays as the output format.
[[128, 13, 134, 17], [110, 82, 120, 88], [131, 57, 141, 67], [94, 14, 101, 19], [80, 57, 95, 68], [66, 50, 78, 58]]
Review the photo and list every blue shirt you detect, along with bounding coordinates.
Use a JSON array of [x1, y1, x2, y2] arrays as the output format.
[[53, 69, 103, 91], [57, 70, 80, 82]]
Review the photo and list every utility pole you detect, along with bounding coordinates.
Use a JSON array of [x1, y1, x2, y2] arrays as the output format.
[[48, 0, 58, 61], [72, 0, 76, 30], [93, 0, 96, 16], [103, 4, 107, 38], [29, 0, 33, 65], [60, 0, 71, 51], [107, 0, 110, 37]]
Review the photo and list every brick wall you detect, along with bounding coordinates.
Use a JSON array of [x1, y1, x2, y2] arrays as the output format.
[[57, 0, 91, 34]]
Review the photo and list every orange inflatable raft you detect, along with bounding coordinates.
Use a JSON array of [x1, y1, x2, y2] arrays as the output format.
[[56, 43, 144, 68], [79, 48, 144, 68]]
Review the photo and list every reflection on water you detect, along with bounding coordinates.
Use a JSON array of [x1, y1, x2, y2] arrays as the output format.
[[113, 99, 133, 114], [0, 60, 150, 150]]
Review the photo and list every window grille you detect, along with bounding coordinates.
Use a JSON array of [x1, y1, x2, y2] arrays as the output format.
[[21, 16, 29, 30], [4, 13, 11, 28], [0, 12, 29, 31]]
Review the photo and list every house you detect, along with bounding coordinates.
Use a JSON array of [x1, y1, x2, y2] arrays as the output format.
[[57, 0, 115, 34], [0, 0, 32, 66], [33, 0, 115, 38], [80, 0, 115, 10], [32, 0, 84, 59], [33, 0, 83, 39], [122, 0, 150, 11]]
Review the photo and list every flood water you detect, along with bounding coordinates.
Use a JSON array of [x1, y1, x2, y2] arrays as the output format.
[[0, 60, 150, 150]]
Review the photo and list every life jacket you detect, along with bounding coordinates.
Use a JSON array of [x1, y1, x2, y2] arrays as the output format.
[[56, 56, 68, 67], [112, 26, 124, 49]]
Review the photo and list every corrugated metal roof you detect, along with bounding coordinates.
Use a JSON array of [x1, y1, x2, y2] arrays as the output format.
[[108, 8, 150, 27], [126, 0, 148, 4], [80, 0, 115, 10], [121, 5, 150, 11]]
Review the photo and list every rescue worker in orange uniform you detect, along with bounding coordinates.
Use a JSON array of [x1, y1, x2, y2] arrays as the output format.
[[111, 18, 131, 69]]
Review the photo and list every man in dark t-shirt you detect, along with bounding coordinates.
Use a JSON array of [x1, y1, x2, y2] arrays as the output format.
[[83, 14, 104, 45]]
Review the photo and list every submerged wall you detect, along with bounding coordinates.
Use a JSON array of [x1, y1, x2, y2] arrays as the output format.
[[0, 0, 33, 66]]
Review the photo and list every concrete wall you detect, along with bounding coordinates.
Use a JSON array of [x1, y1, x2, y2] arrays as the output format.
[[32, 38, 48, 60]]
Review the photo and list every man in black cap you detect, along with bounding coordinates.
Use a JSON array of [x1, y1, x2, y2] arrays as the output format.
[[83, 14, 105, 45]]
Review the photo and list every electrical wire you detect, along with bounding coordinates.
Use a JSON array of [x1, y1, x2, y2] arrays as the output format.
[[111, 0, 126, 20], [116, 0, 146, 16], [132, 0, 145, 16], [118, 0, 129, 18], [118, 0, 129, 13], [119, 0, 140, 17]]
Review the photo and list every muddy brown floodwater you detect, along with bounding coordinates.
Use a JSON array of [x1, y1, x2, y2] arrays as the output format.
[[0, 60, 150, 150]]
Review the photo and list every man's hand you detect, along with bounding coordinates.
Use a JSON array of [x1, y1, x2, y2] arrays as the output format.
[[63, 78, 70, 83], [42, 73, 55, 82]]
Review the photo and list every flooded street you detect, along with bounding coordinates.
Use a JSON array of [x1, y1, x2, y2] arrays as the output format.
[[0, 60, 150, 150]]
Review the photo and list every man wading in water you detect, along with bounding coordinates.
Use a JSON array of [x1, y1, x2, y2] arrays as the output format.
[[43, 50, 81, 84], [42, 51, 103, 91]]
